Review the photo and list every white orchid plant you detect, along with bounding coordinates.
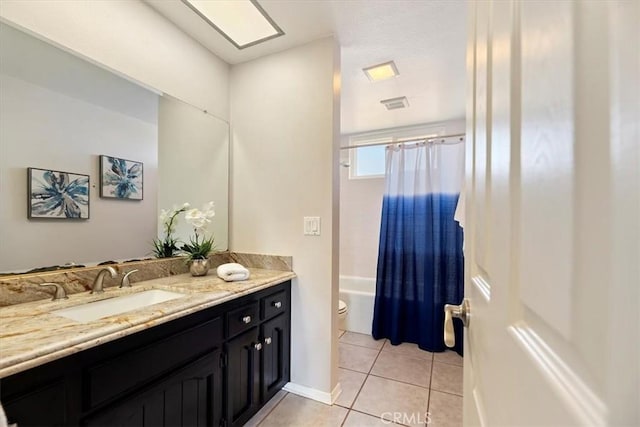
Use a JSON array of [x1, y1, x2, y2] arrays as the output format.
[[181, 201, 216, 261], [152, 203, 190, 258]]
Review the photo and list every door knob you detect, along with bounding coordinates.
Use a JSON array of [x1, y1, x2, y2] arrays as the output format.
[[242, 315, 252, 324], [254, 343, 262, 351], [264, 337, 272, 345], [444, 299, 470, 348]]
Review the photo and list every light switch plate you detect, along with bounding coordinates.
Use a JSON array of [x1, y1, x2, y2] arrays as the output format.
[[303, 217, 321, 236]]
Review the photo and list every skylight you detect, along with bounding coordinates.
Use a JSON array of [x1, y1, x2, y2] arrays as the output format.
[[182, 0, 284, 49]]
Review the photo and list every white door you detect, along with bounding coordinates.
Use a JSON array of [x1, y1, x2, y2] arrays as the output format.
[[462, 0, 639, 425]]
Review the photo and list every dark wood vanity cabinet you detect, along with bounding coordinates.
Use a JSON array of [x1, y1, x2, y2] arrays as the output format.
[[1, 376, 68, 426], [0, 281, 291, 427], [224, 286, 290, 427], [261, 313, 289, 403], [84, 350, 224, 427], [226, 327, 260, 426]]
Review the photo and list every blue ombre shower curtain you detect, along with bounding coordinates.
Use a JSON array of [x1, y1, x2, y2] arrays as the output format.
[[372, 141, 465, 355]]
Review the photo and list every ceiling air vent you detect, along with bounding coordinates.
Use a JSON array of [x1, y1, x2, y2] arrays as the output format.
[[380, 96, 409, 110]]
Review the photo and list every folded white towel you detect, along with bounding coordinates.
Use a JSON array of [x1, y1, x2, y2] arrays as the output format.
[[217, 263, 250, 282]]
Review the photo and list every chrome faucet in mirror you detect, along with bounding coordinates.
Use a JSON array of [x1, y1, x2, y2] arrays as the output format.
[[91, 266, 117, 294]]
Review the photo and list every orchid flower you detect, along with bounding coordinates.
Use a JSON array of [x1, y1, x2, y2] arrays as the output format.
[[182, 201, 216, 260]]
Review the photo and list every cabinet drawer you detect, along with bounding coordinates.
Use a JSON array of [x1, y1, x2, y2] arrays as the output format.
[[227, 302, 259, 338], [262, 291, 287, 320], [85, 317, 222, 409]]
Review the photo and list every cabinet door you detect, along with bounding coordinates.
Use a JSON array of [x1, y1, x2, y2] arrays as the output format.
[[3, 378, 67, 426], [225, 327, 260, 426], [83, 350, 223, 427], [85, 317, 223, 410], [260, 314, 290, 402]]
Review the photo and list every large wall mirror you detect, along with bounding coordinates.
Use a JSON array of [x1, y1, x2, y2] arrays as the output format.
[[0, 23, 229, 273]]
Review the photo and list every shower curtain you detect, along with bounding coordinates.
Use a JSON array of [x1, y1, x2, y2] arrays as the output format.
[[372, 141, 465, 355]]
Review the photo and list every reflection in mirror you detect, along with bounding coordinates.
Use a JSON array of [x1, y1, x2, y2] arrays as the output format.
[[158, 95, 229, 252], [0, 23, 229, 273]]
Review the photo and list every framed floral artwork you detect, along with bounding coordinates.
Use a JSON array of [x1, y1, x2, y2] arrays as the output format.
[[99, 155, 143, 200], [28, 167, 90, 219]]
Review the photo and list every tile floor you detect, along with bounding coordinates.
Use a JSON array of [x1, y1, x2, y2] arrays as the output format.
[[246, 331, 463, 426]]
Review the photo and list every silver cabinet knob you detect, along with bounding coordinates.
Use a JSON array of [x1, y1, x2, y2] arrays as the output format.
[[444, 299, 470, 348], [273, 301, 282, 309], [264, 337, 272, 345], [254, 343, 262, 351], [242, 315, 252, 324]]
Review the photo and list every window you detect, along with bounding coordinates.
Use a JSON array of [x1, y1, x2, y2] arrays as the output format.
[[347, 124, 446, 180], [349, 139, 388, 179]]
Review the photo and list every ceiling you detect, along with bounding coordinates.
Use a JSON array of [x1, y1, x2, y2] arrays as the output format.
[[145, 0, 467, 135]]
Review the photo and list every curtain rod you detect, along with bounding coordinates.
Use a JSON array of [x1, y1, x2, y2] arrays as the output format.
[[339, 133, 465, 150]]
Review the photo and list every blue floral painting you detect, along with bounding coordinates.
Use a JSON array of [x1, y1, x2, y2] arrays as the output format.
[[100, 156, 143, 200], [28, 168, 90, 219]]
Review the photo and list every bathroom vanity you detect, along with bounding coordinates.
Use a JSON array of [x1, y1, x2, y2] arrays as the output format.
[[0, 271, 292, 427]]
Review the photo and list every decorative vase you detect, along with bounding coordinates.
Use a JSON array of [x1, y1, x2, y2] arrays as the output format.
[[189, 258, 210, 276]]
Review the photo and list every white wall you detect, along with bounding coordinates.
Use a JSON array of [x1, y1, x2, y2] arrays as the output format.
[[339, 163, 385, 279], [0, 0, 229, 121], [230, 38, 340, 399], [0, 23, 158, 272], [339, 120, 466, 279], [158, 96, 229, 250]]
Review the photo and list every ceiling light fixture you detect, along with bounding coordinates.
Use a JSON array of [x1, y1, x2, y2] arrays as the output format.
[[182, 0, 284, 49], [380, 96, 409, 110], [363, 61, 399, 82]]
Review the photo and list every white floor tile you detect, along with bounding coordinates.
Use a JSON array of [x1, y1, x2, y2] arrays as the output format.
[[340, 332, 385, 349], [335, 368, 367, 408], [259, 393, 348, 426], [244, 390, 287, 427]]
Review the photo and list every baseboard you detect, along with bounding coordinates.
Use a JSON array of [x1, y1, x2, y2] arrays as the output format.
[[283, 381, 342, 405]]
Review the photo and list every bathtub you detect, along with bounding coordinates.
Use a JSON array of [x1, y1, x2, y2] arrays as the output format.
[[339, 275, 376, 335]]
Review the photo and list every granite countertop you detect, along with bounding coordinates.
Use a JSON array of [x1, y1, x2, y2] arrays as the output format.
[[0, 268, 295, 379]]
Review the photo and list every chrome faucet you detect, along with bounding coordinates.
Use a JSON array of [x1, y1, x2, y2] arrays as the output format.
[[91, 266, 117, 294], [38, 283, 68, 301], [120, 269, 138, 288]]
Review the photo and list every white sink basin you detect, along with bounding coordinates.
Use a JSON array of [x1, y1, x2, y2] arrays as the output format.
[[52, 289, 187, 323]]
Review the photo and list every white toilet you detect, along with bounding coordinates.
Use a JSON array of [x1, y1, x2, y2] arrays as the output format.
[[338, 299, 348, 331]]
